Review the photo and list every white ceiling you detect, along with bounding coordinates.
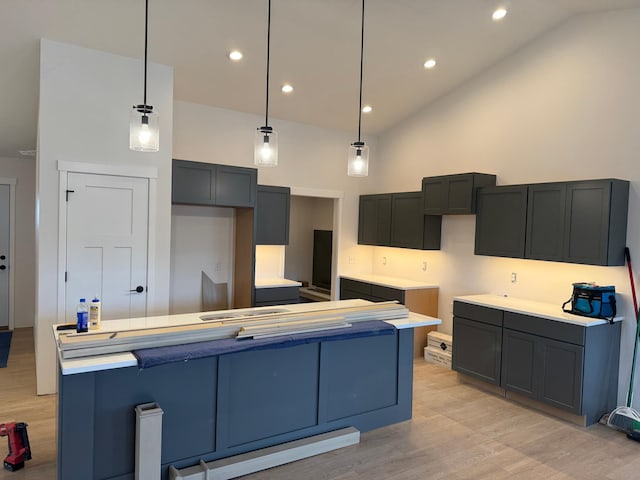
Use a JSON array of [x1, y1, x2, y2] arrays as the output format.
[[2, 0, 640, 158]]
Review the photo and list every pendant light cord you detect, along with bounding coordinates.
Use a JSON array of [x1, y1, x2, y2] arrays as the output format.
[[357, 0, 365, 142], [265, 0, 272, 128], [142, 0, 149, 108]]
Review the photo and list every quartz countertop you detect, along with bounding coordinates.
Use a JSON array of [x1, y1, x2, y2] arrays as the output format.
[[454, 294, 623, 327], [54, 299, 441, 375], [255, 278, 302, 288], [340, 274, 438, 290]]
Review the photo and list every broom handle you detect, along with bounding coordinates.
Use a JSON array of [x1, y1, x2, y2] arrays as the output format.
[[626, 247, 640, 408]]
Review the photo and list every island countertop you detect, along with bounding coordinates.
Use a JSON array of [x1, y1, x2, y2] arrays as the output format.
[[54, 299, 441, 375]]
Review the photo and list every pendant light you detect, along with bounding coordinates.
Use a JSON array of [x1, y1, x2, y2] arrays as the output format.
[[129, 0, 159, 152], [255, 0, 278, 167], [348, 0, 369, 177]]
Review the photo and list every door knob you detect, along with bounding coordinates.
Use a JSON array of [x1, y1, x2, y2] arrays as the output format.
[[0, 255, 5, 260], [130, 286, 144, 293], [0, 265, 6, 270]]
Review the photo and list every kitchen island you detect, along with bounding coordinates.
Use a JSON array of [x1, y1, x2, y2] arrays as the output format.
[[54, 300, 440, 480]]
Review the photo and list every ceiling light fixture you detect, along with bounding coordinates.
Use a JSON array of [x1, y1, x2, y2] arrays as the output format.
[[362, 105, 372, 113], [229, 50, 243, 61], [255, 0, 278, 167], [424, 58, 437, 69], [129, 0, 159, 152], [492, 7, 507, 21], [348, 0, 369, 177], [281, 84, 293, 94]]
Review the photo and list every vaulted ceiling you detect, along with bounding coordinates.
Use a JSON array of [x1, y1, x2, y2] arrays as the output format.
[[2, 0, 640, 158]]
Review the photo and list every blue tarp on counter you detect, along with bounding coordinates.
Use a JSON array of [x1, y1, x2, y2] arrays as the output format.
[[133, 320, 396, 369]]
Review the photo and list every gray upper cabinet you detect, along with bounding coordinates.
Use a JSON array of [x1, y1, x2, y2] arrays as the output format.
[[474, 185, 528, 258], [358, 194, 391, 246], [359, 192, 441, 250], [256, 185, 290, 245], [172, 159, 257, 207], [524, 179, 629, 265], [422, 173, 496, 215]]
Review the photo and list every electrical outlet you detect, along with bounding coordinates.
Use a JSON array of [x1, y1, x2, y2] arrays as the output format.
[[511, 272, 517, 283], [215, 261, 223, 272], [422, 261, 427, 271], [348, 256, 355, 265], [382, 256, 387, 266]]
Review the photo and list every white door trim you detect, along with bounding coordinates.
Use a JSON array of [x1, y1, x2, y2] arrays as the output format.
[[0, 177, 16, 330], [56, 162, 158, 323]]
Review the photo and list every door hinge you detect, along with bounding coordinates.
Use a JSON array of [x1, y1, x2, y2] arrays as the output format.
[[65, 190, 75, 201], [64, 271, 67, 282]]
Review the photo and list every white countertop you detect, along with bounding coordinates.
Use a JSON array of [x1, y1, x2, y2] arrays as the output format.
[[340, 274, 438, 290], [54, 299, 440, 375], [454, 294, 623, 327], [255, 278, 302, 289]]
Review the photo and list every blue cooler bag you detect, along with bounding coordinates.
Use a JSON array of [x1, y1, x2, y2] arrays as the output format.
[[562, 282, 616, 323]]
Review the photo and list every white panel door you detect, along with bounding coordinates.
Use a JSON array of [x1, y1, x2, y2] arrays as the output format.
[[65, 173, 149, 322], [0, 184, 9, 328]]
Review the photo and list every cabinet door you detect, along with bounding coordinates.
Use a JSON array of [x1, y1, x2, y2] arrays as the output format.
[[256, 185, 290, 245], [525, 183, 566, 261], [390, 192, 425, 249], [452, 316, 502, 385], [215, 165, 257, 207], [172, 159, 215, 205], [446, 175, 475, 214], [539, 337, 584, 414], [501, 329, 537, 399], [358, 195, 391, 246], [422, 177, 447, 215], [474, 185, 528, 258]]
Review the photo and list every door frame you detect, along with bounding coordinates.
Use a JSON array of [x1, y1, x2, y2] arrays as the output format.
[[56, 161, 158, 323], [0, 177, 16, 330]]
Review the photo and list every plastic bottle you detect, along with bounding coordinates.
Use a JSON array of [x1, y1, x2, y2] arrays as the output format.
[[76, 298, 89, 333], [89, 296, 101, 330]]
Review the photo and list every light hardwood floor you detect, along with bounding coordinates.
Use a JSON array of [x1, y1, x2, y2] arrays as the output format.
[[1, 328, 639, 479]]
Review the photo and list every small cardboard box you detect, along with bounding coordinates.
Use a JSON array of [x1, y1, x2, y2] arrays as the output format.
[[424, 346, 452, 368], [427, 331, 452, 354]]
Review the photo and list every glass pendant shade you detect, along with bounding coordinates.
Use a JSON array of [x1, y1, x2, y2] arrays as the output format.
[[348, 142, 369, 177], [130, 107, 159, 152], [254, 127, 278, 167]]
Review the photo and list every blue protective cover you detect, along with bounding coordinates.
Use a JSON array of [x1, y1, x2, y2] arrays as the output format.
[[133, 319, 396, 369]]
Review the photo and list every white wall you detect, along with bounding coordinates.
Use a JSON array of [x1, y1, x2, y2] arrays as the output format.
[[0, 156, 35, 328], [285, 196, 334, 285], [372, 10, 640, 405], [36, 39, 173, 394], [170, 205, 234, 314]]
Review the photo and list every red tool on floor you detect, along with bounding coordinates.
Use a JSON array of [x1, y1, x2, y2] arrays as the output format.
[[0, 422, 31, 471]]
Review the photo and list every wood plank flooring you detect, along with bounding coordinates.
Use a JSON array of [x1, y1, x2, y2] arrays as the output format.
[[1, 328, 639, 479]]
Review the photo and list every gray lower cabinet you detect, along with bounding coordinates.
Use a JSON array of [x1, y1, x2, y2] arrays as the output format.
[[339, 278, 404, 303], [256, 185, 290, 245], [254, 286, 300, 307], [172, 159, 257, 207], [422, 173, 496, 215], [358, 192, 441, 250], [452, 302, 503, 385], [454, 300, 620, 425]]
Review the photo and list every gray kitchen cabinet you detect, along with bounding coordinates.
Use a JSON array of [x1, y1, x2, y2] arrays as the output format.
[[256, 185, 290, 245], [452, 302, 503, 385], [340, 278, 405, 303], [358, 194, 391, 246], [454, 299, 621, 425], [525, 179, 629, 265], [172, 159, 257, 207], [390, 192, 441, 250], [563, 180, 629, 266], [358, 192, 441, 250], [254, 286, 299, 307], [474, 185, 528, 258], [422, 173, 496, 215]]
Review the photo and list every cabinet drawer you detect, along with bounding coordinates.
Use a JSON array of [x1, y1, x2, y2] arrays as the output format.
[[503, 311, 585, 346], [453, 301, 503, 327], [255, 286, 299, 304], [340, 278, 371, 297], [371, 285, 404, 303]]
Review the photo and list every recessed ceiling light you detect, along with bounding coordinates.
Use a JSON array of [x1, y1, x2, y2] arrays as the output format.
[[362, 105, 373, 113], [281, 84, 294, 94], [492, 7, 507, 21], [423, 58, 437, 69], [229, 50, 243, 61]]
